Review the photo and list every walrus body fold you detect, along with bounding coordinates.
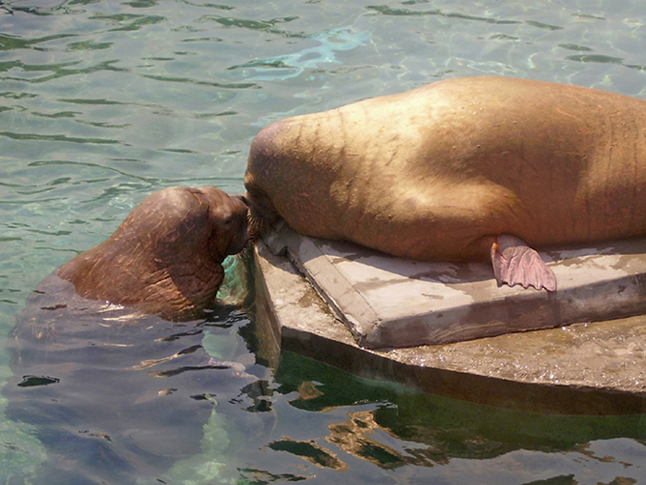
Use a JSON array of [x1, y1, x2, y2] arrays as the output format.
[[244, 76, 646, 291]]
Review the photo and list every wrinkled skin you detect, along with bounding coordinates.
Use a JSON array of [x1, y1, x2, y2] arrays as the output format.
[[57, 186, 249, 319], [244, 76, 646, 290], [3, 186, 253, 484]]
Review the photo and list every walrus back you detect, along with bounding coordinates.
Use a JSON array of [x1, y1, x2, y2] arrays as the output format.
[[245, 76, 646, 262]]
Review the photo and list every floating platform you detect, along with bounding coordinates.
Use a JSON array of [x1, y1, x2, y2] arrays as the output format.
[[253, 221, 646, 415]]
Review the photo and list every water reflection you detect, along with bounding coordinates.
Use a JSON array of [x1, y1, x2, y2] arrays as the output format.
[[257, 352, 646, 483], [3, 271, 259, 484]]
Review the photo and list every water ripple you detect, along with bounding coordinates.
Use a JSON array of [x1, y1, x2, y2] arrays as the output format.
[[0, 33, 76, 50], [366, 5, 522, 25], [66, 40, 113, 51], [0, 131, 120, 144], [0, 59, 126, 84], [176, 0, 234, 11], [140, 73, 257, 89]]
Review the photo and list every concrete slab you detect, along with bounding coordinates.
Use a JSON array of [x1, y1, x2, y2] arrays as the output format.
[[253, 224, 646, 414], [263, 220, 646, 349]]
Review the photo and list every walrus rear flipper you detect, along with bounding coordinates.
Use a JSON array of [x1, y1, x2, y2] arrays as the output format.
[[491, 235, 557, 292]]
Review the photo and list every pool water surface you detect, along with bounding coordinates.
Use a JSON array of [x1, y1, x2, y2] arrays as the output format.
[[2, 0, 646, 483]]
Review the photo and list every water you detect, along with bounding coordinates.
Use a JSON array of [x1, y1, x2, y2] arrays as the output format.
[[2, 0, 646, 483]]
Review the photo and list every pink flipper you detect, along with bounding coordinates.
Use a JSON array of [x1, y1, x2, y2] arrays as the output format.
[[490, 235, 557, 292]]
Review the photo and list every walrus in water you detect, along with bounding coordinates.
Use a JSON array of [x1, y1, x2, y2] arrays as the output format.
[[244, 76, 646, 292], [57, 185, 250, 320], [4, 186, 252, 484]]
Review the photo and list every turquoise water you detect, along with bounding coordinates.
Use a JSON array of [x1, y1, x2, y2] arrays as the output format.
[[2, 0, 646, 483]]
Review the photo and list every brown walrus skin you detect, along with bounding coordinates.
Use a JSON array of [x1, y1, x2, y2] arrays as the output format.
[[244, 76, 646, 291], [57, 185, 250, 319]]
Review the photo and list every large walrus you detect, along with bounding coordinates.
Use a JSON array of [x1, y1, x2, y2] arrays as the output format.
[[4, 186, 252, 484], [244, 76, 646, 292]]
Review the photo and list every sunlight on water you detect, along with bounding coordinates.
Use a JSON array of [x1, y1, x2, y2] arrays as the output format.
[[2, 0, 646, 483]]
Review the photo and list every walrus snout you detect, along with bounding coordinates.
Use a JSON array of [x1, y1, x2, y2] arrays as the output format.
[[228, 192, 261, 246], [241, 183, 281, 241], [195, 187, 251, 257]]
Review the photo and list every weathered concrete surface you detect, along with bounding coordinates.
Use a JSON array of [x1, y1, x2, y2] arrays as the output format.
[[253, 226, 646, 415], [263, 220, 646, 349]]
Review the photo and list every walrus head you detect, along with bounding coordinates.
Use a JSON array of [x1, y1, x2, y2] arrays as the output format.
[[56, 186, 250, 320]]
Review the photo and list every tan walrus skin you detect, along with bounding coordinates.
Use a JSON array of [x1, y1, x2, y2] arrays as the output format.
[[244, 76, 646, 292], [57, 186, 250, 320]]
